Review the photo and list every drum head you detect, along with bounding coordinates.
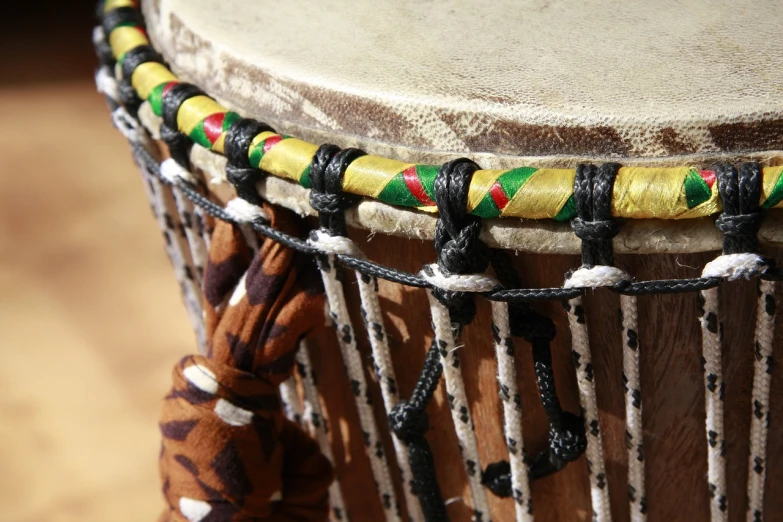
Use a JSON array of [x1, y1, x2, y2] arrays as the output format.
[[145, 0, 783, 160]]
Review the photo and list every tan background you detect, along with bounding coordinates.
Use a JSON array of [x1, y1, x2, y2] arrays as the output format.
[[0, 4, 191, 521]]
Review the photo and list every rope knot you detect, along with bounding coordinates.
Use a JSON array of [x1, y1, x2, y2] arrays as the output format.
[[565, 265, 630, 289], [225, 198, 269, 224], [388, 402, 429, 443], [548, 411, 588, 464], [701, 252, 769, 281], [160, 158, 198, 186], [433, 158, 488, 326], [572, 163, 621, 267], [223, 118, 275, 205], [307, 230, 365, 258], [571, 218, 620, 242], [715, 213, 764, 240], [308, 145, 365, 236], [419, 264, 499, 293], [715, 162, 763, 254]]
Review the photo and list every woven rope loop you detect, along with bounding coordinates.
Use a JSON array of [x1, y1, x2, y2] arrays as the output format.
[[715, 162, 763, 254], [573, 163, 621, 267], [432, 157, 487, 327], [224, 118, 276, 204], [309, 145, 365, 237]]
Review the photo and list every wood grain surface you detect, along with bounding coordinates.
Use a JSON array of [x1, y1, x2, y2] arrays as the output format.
[[0, 82, 194, 522]]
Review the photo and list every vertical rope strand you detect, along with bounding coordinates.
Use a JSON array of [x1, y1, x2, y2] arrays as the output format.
[[746, 280, 776, 522], [170, 185, 209, 287], [427, 290, 492, 522], [318, 255, 402, 522], [279, 376, 303, 425], [490, 300, 535, 522], [140, 165, 207, 350], [565, 296, 611, 522], [698, 287, 728, 522], [296, 341, 349, 522], [356, 271, 424, 522], [620, 295, 646, 522], [193, 204, 213, 253]]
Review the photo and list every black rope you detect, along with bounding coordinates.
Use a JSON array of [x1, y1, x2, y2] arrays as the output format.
[[309, 145, 365, 237], [389, 342, 448, 521], [156, 83, 205, 171], [129, 140, 775, 306], [572, 163, 621, 267], [224, 118, 276, 205], [481, 250, 586, 497], [432, 158, 487, 325], [715, 162, 763, 254], [101, 6, 144, 37]]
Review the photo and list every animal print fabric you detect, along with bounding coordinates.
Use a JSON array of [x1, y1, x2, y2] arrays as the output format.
[[158, 204, 333, 521]]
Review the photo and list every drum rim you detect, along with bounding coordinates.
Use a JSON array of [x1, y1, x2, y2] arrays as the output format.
[[99, 0, 783, 230]]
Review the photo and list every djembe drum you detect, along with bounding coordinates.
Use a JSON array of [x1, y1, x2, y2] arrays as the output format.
[[94, 0, 783, 521]]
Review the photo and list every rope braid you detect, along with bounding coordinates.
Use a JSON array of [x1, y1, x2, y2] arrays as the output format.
[[564, 163, 621, 522], [699, 163, 766, 522], [308, 144, 403, 522], [428, 158, 493, 521]]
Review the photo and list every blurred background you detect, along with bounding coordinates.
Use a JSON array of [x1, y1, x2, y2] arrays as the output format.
[[0, 3, 193, 521]]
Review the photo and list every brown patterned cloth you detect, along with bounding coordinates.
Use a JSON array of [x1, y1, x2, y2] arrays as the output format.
[[158, 205, 332, 521]]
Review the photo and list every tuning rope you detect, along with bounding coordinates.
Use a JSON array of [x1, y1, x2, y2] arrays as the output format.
[[139, 161, 207, 350], [747, 279, 776, 522], [426, 289, 493, 521], [304, 145, 403, 522], [296, 341, 350, 522], [160, 158, 210, 301], [309, 230, 424, 522], [489, 299, 535, 522]]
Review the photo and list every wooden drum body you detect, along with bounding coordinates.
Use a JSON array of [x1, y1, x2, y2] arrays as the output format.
[[94, 1, 783, 521]]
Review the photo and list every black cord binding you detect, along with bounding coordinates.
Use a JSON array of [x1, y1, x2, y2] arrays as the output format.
[[715, 162, 763, 255], [224, 118, 276, 205]]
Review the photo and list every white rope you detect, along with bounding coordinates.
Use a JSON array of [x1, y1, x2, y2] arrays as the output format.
[[565, 265, 628, 289], [564, 265, 629, 522], [92, 25, 105, 46], [193, 205, 213, 253], [316, 251, 401, 522], [95, 66, 119, 103], [279, 376, 303, 425], [309, 230, 365, 258], [565, 295, 612, 522], [426, 290, 492, 522], [701, 253, 767, 281], [160, 157, 199, 186], [420, 263, 500, 293], [139, 165, 207, 351], [224, 198, 264, 253], [698, 253, 768, 522], [620, 294, 646, 522], [308, 230, 424, 522], [746, 279, 776, 522], [308, 231, 423, 521], [491, 300, 534, 522], [161, 160, 209, 296], [169, 185, 209, 293], [296, 342, 349, 522], [112, 107, 146, 143], [698, 285, 727, 522], [224, 197, 269, 223]]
